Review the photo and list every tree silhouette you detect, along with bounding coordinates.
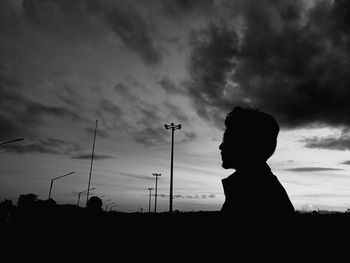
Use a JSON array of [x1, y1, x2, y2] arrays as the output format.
[[86, 196, 102, 213], [0, 199, 13, 211], [17, 193, 38, 209], [0, 199, 14, 227]]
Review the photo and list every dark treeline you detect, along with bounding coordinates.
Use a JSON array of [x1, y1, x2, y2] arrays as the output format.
[[1, 193, 350, 255]]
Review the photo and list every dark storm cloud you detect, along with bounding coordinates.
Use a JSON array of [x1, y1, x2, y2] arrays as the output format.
[[186, 22, 239, 129], [163, 101, 189, 123], [341, 161, 350, 165], [0, 64, 81, 140], [70, 153, 115, 160], [9, 0, 162, 65], [286, 167, 343, 172], [303, 130, 350, 150], [132, 126, 168, 147], [113, 81, 191, 147], [186, 0, 350, 130], [1, 138, 78, 154], [157, 77, 186, 95], [106, 6, 162, 65], [25, 102, 80, 122], [162, 0, 215, 18]]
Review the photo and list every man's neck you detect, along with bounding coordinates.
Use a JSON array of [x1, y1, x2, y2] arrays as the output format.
[[235, 162, 271, 174]]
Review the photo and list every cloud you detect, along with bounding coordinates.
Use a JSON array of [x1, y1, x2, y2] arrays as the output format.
[[157, 77, 186, 95], [106, 5, 162, 65], [303, 130, 350, 150], [341, 161, 350, 165], [186, 21, 239, 129], [132, 126, 168, 147], [0, 138, 79, 154], [186, 0, 350, 130], [17, 0, 163, 65], [117, 171, 155, 181], [285, 167, 343, 172], [85, 126, 110, 139], [113, 81, 190, 147], [70, 153, 115, 160], [0, 63, 81, 141], [25, 102, 80, 122], [163, 101, 189, 123], [161, 0, 215, 18], [20, 0, 105, 42]]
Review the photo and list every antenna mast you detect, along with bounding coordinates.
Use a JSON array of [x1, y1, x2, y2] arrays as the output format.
[[86, 119, 98, 207]]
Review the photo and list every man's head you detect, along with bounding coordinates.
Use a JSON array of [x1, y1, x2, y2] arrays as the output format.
[[219, 107, 279, 169]]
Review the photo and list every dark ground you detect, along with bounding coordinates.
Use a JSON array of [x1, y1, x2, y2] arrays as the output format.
[[1, 203, 349, 259]]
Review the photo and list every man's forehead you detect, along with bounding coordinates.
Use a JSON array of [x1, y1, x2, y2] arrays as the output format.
[[223, 126, 251, 141]]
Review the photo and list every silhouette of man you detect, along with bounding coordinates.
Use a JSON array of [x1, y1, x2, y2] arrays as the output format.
[[219, 107, 295, 217]]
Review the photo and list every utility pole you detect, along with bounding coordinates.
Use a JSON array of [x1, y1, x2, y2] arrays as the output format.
[[148, 187, 153, 213], [152, 173, 161, 213], [0, 137, 24, 146], [86, 120, 98, 207], [164, 122, 182, 213], [48, 172, 74, 199], [77, 187, 95, 206]]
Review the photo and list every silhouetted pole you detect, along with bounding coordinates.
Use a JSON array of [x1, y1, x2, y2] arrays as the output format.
[[77, 187, 95, 206], [86, 120, 98, 207], [148, 187, 153, 213], [48, 172, 74, 199], [152, 173, 161, 213], [164, 122, 182, 213], [105, 202, 115, 211], [0, 137, 24, 146]]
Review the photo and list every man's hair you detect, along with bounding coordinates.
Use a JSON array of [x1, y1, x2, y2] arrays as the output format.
[[224, 106, 279, 161]]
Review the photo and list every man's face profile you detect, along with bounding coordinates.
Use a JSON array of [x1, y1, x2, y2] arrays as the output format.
[[219, 128, 248, 169]]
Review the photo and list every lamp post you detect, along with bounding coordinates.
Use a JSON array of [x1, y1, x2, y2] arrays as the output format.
[[105, 202, 115, 211], [148, 187, 153, 213], [0, 137, 24, 146], [77, 187, 95, 206], [86, 120, 98, 207], [164, 122, 182, 213], [152, 173, 161, 213], [48, 172, 74, 199]]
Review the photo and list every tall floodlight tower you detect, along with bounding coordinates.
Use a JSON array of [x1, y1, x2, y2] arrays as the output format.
[[164, 122, 182, 213], [152, 173, 161, 213]]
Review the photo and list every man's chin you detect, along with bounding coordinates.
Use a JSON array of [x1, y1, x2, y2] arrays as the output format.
[[222, 162, 233, 169]]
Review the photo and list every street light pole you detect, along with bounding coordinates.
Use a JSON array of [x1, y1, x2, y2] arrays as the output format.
[[164, 122, 181, 213], [152, 173, 161, 213], [105, 202, 115, 211], [148, 187, 153, 213], [77, 187, 96, 206], [48, 172, 74, 199], [86, 120, 98, 207], [0, 137, 24, 146]]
